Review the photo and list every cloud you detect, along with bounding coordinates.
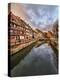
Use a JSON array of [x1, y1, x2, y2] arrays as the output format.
[[11, 3, 58, 30], [24, 4, 58, 30]]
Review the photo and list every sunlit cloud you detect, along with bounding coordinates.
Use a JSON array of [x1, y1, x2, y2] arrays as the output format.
[[11, 3, 58, 30], [24, 4, 58, 30]]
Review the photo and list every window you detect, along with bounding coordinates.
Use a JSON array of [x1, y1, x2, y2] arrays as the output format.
[[20, 36, 24, 39], [10, 23, 13, 27], [14, 24, 16, 28], [10, 30, 13, 33], [20, 31, 22, 34], [25, 26, 28, 29], [10, 23, 14, 27], [16, 36, 21, 42]]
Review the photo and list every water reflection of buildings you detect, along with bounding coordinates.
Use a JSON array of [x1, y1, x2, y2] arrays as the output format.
[[8, 12, 38, 47]]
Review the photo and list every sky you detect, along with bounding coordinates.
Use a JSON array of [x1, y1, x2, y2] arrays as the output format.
[[11, 3, 58, 31]]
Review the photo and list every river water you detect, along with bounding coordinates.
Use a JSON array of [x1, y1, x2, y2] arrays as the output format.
[[11, 43, 58, 76]]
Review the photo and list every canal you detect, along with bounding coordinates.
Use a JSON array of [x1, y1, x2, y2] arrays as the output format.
[[11, 43, 58, 77]]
